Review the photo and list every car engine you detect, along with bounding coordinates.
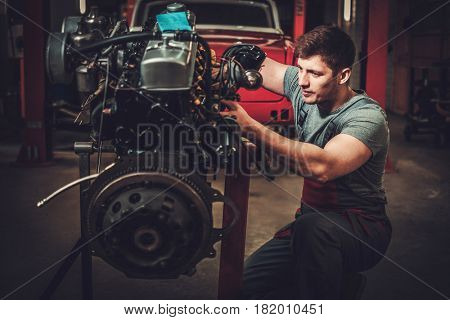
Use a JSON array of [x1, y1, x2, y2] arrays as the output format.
[[42, 3, 266, 279]]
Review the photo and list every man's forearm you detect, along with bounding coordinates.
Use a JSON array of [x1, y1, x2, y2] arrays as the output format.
[[248, 120, 330, 182]]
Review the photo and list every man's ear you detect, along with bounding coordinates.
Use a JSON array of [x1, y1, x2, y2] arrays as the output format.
[[338, 68, 352, 85]]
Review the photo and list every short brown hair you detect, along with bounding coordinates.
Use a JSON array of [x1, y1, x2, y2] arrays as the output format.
[[295, 25, 356, 74]]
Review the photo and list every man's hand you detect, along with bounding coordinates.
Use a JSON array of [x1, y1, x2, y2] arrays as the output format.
[[219, 100, 257, 133]]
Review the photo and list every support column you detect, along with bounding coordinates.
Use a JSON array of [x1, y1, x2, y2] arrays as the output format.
[[126, 0, 136, 25], [218, 154, 250, 299], [17, 0, 50, 164], [293, 0, 306, 40], [365, 0, 395, 172], [365, 0, 389, 109]]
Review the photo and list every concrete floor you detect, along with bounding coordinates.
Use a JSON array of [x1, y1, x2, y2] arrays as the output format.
[[0, 114, 449, 299]]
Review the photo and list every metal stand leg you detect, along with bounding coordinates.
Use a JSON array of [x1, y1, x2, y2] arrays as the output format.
[[218, 153, 250, 299], [40, 142, 94, 299], [40, 238, 83, 299], [75, 142, 94, 299]]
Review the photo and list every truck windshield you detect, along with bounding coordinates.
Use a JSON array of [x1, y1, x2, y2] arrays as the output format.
[[142, 2, 274, 28]]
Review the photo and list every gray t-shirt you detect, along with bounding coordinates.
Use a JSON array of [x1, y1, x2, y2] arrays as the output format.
[[283, 66, 389, 211]]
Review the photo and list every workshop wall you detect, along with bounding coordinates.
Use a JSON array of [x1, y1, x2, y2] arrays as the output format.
[[389, 0, 450, 114]]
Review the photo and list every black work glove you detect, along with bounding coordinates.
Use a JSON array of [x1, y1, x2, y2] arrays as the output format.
[[223, 44, 267, 71]]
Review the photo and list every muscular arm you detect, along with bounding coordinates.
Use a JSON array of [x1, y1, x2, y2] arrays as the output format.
[[220, 99, 373, 182], [260, 57, 290, 96], [251, 122, 372, 182], [221, 56, 375, 182]]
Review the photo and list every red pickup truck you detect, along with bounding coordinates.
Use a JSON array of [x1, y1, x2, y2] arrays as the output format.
[[131, 0, 298, 128]]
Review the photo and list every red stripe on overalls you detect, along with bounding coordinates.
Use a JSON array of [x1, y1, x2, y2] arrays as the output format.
[[301, 178, 338, 211]]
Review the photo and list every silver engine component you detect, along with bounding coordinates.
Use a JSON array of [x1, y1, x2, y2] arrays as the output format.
[[140, 35, 198, 91]]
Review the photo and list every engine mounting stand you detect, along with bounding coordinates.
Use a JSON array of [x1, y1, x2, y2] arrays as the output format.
[[40, 142, 251, 299], [41, 142, 94, 299]]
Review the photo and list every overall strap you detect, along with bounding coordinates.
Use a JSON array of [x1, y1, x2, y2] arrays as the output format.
[[295, 102, 309, 141]]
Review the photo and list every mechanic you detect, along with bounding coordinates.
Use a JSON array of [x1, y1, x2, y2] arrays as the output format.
[[220, 25, 392, 299]]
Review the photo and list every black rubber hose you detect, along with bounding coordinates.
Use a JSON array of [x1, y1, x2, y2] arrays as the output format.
[[73, 32, 160, 54]]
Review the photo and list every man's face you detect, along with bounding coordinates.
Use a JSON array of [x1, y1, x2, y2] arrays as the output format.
[[296, 55, 339, 105]]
